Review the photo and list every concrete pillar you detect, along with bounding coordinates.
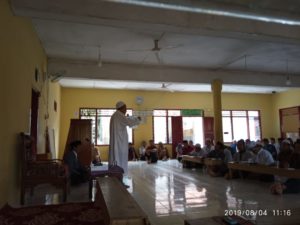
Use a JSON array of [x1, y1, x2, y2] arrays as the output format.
[[211, 79, 223, 143]]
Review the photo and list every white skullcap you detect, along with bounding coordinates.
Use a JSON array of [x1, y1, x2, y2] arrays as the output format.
[[282, 139, 291, 145], [116, 101, 125, 109]]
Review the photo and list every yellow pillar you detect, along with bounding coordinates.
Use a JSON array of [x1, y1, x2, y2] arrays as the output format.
[[211, 79, 223, 143]]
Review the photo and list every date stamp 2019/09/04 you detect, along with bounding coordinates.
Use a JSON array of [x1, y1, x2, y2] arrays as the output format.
[[224, 209, 292, 217]]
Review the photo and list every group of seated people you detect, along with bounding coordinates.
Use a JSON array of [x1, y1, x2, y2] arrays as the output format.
[[129, 139, 170, 163], [177, 137, 300, 195]]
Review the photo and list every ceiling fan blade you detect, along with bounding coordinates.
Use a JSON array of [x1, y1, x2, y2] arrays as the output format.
[[161, 83, 174, 92], [158, 32, 165, 41], [154, 51, 161, 64], [141, 52, 150, 64], [163, 44, 183, 50], [126, 48, 152, 52]]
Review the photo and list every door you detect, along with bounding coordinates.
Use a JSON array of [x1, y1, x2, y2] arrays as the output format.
[[30, 89, 40, 156], [171, 116, 183, 158], [203, 117, 214, 142], [280, 106, 300, 139]]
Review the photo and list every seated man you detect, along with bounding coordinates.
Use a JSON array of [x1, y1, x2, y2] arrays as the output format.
[[203, 138, 214, 154], [176, 143, 183, 162], [190, 144, 207, 157], [252, 141, 275, 182], [145, 139, 158, 163], [182, 140, 193, 155], [188, 140, 195, 152], [271, 140, 300, 195], [231, 139, 254, 178], [157, 142, 169, 161], [278, 139, 293, 166], [64, 140, 88, 185], [252, 141, 275, 165], [207, 141, 232, 177], [128, 142, 137, 161], [233, 139, 254, 162], [262, 138, 277, 160], [139, 140, 147, 160]]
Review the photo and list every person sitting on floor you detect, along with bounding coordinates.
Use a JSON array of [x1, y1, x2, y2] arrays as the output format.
[[189, 143, 207, 157], [278, 139, 293, 166], [176, 143, 183, 162], [270, 143, 300, 195], [207, 141, 232, 177], [290, 140, 300, 169], [251, 141, 275, 182], [233, 139, 254, 162], [64, 140, 88, 185], [128, 142, 137, 161], [157, 142, 169, 161], [270, 137, 280, 155], [145, 139, 158, 163], [182, 140, 193, 155], [252, 141, 275, 166], [203, 138, 214, 154], [139, 140, 147, 160], [188, 140, 195, 152], [262, 138, 277, 160]]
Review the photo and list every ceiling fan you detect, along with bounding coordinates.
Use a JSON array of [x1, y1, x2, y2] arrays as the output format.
[[160, 83, 174, 92], [126, 33, 182, 64]]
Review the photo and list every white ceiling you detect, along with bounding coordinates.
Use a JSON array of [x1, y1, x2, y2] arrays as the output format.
[[11, 0, 300, 92], [33, 19, 300, 73]]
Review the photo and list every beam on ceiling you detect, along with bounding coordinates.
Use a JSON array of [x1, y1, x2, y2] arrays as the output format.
[[48, 58, 300, 88]]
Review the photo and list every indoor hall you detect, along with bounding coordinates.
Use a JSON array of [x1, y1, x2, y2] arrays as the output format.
[[1, 0, 300, 225]]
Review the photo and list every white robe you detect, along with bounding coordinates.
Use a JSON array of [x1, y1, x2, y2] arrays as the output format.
[[109, 110, 140, 175]]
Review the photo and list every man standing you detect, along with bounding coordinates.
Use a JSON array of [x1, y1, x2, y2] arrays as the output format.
[[109, 101, 140, 176]]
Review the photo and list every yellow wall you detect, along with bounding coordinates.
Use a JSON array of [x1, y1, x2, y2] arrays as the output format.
[[0, 0, 60, 206], [272, 89, 300, 137], [59, 88, 274, 160]]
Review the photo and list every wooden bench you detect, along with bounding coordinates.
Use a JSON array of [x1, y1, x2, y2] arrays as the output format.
[[227, 162, 300, 179], [182, 155, 204, 168], [95, 177, 150, 225]]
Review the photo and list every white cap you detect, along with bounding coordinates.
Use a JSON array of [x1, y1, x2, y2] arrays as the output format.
[[116, 101, 125, 109], [282, 139, 291, 145]]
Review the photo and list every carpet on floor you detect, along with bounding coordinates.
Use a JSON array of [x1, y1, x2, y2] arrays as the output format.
[[0, 202, 104, 225]]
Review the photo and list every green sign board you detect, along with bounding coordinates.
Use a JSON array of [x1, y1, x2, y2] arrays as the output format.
[[181, 109, 204, 116]]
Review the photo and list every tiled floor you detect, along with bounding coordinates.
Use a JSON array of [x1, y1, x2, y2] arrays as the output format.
[[20, 160, 300, 225]]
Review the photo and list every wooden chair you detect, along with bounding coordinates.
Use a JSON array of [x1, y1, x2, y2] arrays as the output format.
[[20, 132, 68, 205]]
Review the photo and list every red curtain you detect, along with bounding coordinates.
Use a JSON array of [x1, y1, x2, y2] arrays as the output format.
[[171, 116, 183, 158]]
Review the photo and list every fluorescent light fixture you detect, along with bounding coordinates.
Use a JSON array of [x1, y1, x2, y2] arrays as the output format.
[[105, 0, 300, 26]]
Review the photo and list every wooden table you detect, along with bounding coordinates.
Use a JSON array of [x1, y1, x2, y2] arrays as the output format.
[[204, 158, 223, 166], [95, 177, 150, 225], [227, 162, 300, 179], [185, 216, 255, 225], [182, 155, 204, 168]]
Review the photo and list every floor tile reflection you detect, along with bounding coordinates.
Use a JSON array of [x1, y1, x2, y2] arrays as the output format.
[[128, 160, 300, 225]]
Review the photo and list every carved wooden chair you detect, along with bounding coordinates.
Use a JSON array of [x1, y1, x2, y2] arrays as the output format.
[[20, 132, 68, 205]]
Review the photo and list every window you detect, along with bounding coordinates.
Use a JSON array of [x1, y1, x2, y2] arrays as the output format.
[[222, 110, 261, 142], [153, 109, 203, 145], [80, 108, 133, 145]]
